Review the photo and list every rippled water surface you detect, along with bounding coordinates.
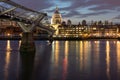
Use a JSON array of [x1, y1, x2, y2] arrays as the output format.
[[0, 40, 120, 80]]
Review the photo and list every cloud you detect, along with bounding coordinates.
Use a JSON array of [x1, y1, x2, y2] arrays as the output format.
[[61, 9, 109, 19], [60, 0, 120, 11], [63, 10, 81, 17], [80, 11, 109, 18], [84, 0, 120, 11], [46, 9, 55, 13], [113, 15, 120, 19], [59, 0, 86, 11], [12, 0, 53, 11], [117, 7, 120, 11], [12, 0, 120, 13], [9, 0, 120, 23]]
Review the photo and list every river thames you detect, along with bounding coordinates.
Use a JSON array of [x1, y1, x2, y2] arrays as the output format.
[[0, 40, 120, 80]]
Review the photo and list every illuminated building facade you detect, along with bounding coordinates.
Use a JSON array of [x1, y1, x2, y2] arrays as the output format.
[[57, 24, 119, 38], [0, 19, 22, 36], [58, 25, 88, 37]]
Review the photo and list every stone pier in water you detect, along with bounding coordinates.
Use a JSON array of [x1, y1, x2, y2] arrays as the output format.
[[20, 32, 36, 53]]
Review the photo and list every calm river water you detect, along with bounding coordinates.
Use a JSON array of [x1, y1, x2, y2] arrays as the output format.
[[0, 40, 120, 80]]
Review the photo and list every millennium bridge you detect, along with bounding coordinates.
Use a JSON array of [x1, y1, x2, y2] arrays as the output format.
[[0, 0, 55, 52]]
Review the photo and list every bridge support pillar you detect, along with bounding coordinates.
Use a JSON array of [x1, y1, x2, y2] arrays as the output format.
[[49, 35, 53, 43], [20, 32, 35, 53]]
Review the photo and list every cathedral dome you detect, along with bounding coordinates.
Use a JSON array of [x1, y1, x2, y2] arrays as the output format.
[[51, 7, 62, 24]]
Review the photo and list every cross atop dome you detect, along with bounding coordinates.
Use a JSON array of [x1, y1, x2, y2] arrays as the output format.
[[56, 6, 58, 10], [55, 6, 59, 14]]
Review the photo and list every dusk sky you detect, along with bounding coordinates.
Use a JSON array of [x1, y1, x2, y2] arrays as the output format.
[[12, 0, 120, 24]]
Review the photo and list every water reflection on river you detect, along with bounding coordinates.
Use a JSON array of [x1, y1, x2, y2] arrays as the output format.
[[0, 40, 120, 80]]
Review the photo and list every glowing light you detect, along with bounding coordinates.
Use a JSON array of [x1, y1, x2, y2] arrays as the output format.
[[19, 33, 22, 36], [65, 41, 68, 59], [79, 41, 83, 70], [7, 33, 11, 36], [19, 40, 21, 48], [54, 41, 59, 67], [117, 41, 120, 72], [106, 41, 110, 80], [62, 41, 68, 80], [94, 41, 100, 65], [4, 40, 11, 80]]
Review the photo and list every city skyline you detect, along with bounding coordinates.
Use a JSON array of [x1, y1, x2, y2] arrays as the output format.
[[12, 0, 120, 24]]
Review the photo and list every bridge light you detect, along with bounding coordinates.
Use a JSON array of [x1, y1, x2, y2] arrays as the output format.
[[7, 33, 11, 36], [19, 33, 22, 36]]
